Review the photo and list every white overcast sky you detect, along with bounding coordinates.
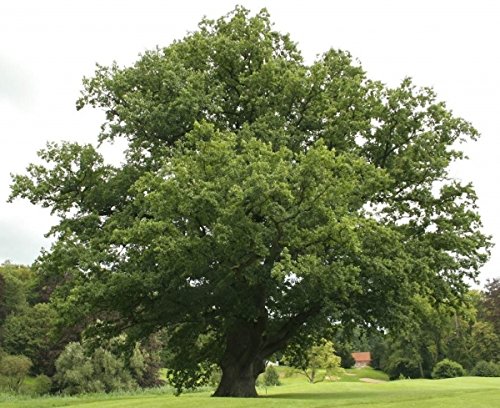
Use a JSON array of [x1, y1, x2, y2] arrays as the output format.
[[0, 0, 498, 286]]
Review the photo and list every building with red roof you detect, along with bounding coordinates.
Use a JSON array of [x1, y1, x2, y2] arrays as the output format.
[[351, 352, 372, 368]]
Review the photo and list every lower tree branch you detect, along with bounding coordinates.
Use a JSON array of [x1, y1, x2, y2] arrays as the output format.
[[260, 303, 322, 357]]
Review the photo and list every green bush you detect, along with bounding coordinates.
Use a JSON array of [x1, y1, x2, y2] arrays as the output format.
[[91, 348, 136, 392], [54, 342, 102, 394], [0, 354, 32, 393], [263, 365, 281, 386], [432, 359, 465, 379], [385, 356, 422, 380], [471, 361, 500, 377], [54, 342, 137, 394], [31, 374, 52, 395], [128, 336, 164, 388]]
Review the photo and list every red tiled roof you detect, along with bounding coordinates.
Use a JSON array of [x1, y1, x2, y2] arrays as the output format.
[[352, 352, 371, 362]]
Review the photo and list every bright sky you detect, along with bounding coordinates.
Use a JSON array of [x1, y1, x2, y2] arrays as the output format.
[[1, 0, 498, 286]]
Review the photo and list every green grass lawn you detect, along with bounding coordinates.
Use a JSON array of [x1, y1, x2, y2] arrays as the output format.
[[1, 370, 498, 408]]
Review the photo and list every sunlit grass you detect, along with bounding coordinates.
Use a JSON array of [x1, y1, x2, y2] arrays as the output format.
[[1, 371, 498, 408]]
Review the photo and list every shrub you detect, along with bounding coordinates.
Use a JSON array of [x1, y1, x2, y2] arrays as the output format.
[[54, 342, 137, 394], [0, 354, 32, 392], [32, 374, 52, 395], [129, 336, 164, 388], [471, 360, 500, 377], [384, 354, 422, 380], [91, 348, 136, 392], [54, 342, 102, 394], [263, 365, 281, 386], [130, 344, 146, 379], [432, 359, 465, 379]]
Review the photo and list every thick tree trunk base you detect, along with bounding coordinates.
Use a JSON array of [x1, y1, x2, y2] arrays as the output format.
[[213, 324, 267, 397], [212, 379, 258, 398], [212, 375, 258, 398], [212, 361, 262, 397]]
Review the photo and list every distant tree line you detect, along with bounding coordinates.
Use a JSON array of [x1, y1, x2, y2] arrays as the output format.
[[334, 280, 500, 379]]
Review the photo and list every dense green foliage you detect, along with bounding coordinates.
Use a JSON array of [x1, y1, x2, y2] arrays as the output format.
[[431, 359, 465, 379], [470, 360, 500, 377], [284, 340, 341, 383], [30, 375, 52, 396], [336, 346, 356, 369], [129, 335, 165, 388], [8, 7, 491, 396], [0, 262, 164, 395], [479, 278, 500, 336], [0, 263, 65, 376], [53, 342, 136, 394], [1, 303, 58, 374], [370, 289, 500, 379], [0, 355, 32, 393], [0, 264, 33, 325]]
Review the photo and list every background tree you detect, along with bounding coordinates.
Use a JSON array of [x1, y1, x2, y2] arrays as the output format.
[[262, 365, 281, 387], [335, 345, 356, 369], [129, 334, 164, 388], [0, 263, 34, 326], [381, 296, 454, 379], [9, 7, 490, 397], [284, 339, 341, 383], [0, 272, 6, 323], [479, 278, 500, 336], [1, 303, 58, 375], [53, 342, 102, 395], [333, 326, 373, 369], [0, 263, 82, 377], [371, 289, 499, 378]]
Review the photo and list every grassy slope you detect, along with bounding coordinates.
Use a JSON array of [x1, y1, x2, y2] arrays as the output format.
[[1, 376, 499, 408], [343, 367, 390, 381]]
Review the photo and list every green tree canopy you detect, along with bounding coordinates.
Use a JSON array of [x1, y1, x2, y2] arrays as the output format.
[[0, 263, 34, 325], [284, 339, 341, 383], [9, 7, 490, 397], [480, 278, 500, 336], [1, 303, 58, 375]]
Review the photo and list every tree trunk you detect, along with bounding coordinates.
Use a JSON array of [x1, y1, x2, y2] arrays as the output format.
[[418, 360, 424, 378], [212, 323, 266, 397], [213, 358, 264, 397], [211, 303, 322, 397]]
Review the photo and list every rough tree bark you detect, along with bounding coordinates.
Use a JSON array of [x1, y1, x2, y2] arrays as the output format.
[[213, 324, 266, 397], [213, 356, 265, 397]]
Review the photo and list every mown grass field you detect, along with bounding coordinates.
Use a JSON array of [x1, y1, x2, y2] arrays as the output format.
[[1, 369, 499, 408]]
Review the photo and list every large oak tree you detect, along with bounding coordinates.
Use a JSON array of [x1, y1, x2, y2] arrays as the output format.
[[10, 8, 490, 397]]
